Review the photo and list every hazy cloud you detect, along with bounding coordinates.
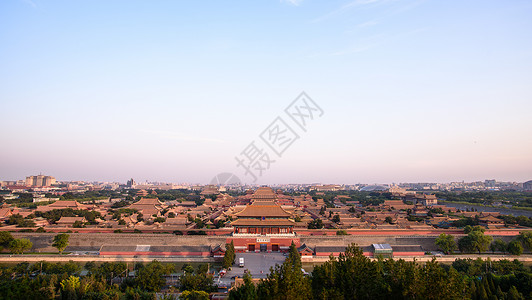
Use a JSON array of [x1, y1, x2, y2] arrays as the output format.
[[356, 20, 379, 28], [20, 0, 37, 9], [311, 0, 388, 23], [281, 0, 303, 6]]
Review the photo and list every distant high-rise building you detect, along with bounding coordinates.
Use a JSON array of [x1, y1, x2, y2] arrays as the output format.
[[485, 179, 496, 187], [127, 178, 136, 187], [524, 180, 532, 191], [25, 175, 56, 187]]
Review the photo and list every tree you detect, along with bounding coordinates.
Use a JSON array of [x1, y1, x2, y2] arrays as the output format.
[[60, 275, 81, 300], [182, 263, 194, 274], [332, 214, 340, 223], [228, 272, 256, 300], [9, 238, 33, 254], [307, 218, 324, 229], [490, 239, 507, 254], [257, 242, 311, 299], [469, 281, 477, 299], [319, 206, 325, 215], [517, 231, 532, 250], [477, 280, 488, 299], [94, 262, 128, 281], [435, 233, 456, 254], [458, 236, 474, 253], [0, 231, 14, 248], [507, 285, 524, 300], [136, 260, 174, 292], [154, 217, 166, 223], [6, 214, 24, 226], [193, 217, 203, 228], [459, 230, 492, 254], [179, 264, 215, 293], [180, 290, 209, 300], [52, 233, 70, 254], [311, 244, 388, 299], [223, 241, 236, 269], [16, 219, 36, 228], [384, 216, 393, 224], [507, 240, 523, 256], [464, 225, 485, 234], [84, 261, 97, 275], [7, 214, 36, 227], [469, 230, 493, 254]]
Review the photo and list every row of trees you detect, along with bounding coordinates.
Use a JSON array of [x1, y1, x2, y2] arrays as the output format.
[[0, 260, 176, 299], [230, 243, 532, 300], [0, 232, 70, 254], [0, 259, 218, 298], [0, 231, 32, 254], [1, 242, 532, 299], [435, 229, 532, 256], [35, 208, 101, 225]]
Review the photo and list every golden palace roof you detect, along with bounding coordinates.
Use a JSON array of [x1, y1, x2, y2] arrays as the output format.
[[231, 218, 295, 226], [235, 203, 292, 218]]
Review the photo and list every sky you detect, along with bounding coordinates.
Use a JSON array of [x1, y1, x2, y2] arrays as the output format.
[[1, 0, 531, 185]]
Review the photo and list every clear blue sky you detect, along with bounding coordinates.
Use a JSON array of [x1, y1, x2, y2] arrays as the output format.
[[1, 0, 531, 185]]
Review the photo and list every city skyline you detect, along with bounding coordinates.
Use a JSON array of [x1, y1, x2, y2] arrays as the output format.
[[1, 0, 531, 184], [1, 173, 530, 188]]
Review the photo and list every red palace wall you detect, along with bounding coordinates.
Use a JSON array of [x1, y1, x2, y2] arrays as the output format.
[[315, 251, 423, 257], [99, 251, 211, 256], [315, 251, 372, 257], [392, 252, 425, 256], [227, 237, 301, 253]]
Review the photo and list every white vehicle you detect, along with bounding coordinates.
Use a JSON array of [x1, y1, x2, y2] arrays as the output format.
[[239, 257, 245, 267]]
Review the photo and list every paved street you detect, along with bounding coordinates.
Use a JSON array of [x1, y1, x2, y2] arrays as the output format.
[[216, 252, 286, 286]]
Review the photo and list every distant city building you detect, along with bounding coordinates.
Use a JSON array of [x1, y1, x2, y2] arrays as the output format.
[[524, 180, 532, 191], [127, 178, 136, 187], [0, 180, 25, 187], [388, 186, 407, 195], [418, 194, 438, 206], [485, 179, 496, 187], [360, 185, 388, 192], [310, 184, 342, 192], [25, 175, 56, 187], [200, 185, 220, 195]]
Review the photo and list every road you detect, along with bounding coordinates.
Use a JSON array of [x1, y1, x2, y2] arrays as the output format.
[[216, 252, 286, 286]]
